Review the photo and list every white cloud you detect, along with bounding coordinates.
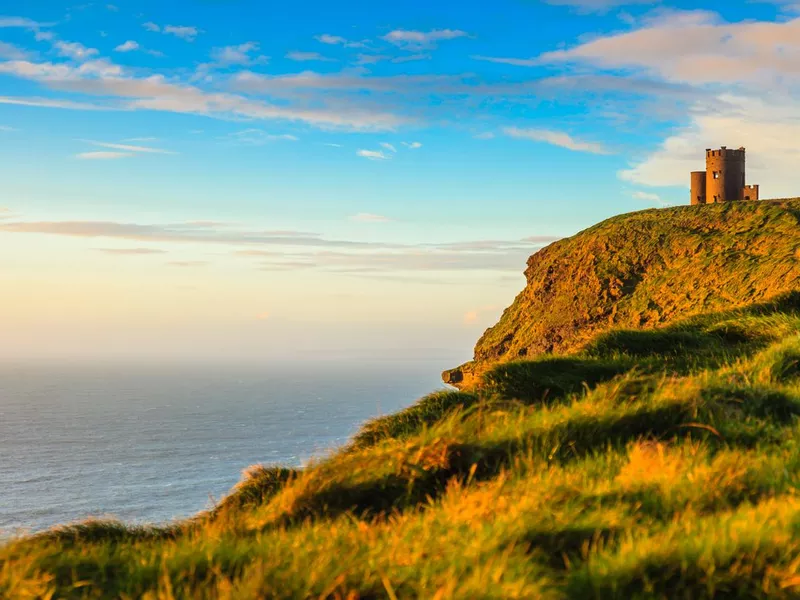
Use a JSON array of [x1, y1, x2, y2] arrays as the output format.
[[537, 11, 800, 87], [402, 141, 422, 149], [474, 132, 495, 140], [54, 41, 99, 61], [114, 40, 139, 52], [380, 142, 397, 153], [81, 140, 177, 154], [0, 125, 17, 131], [503, 127, 610, 154], [315, 33, 366, 48], [536, 10, 800, 195], [619, 94, 800, 196], [349, 213, 391, 222], [285, 51, 335, 62], [357, 149, 391, 160], [76, 151, 133, 160], [383, 28, 469, 49], [143, 22, 160, 32], [163, 25, 200, 41]]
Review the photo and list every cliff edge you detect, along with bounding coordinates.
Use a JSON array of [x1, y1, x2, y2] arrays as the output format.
[[444, 199, 800, 387]]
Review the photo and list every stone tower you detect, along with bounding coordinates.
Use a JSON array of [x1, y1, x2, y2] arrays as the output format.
[[690, 146, 759, 205]]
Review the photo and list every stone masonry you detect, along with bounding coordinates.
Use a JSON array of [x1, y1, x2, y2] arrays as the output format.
[[690, 146, 759, 205]]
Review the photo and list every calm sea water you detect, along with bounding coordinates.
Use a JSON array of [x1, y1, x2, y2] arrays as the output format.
[[0, 362, 445, 534]]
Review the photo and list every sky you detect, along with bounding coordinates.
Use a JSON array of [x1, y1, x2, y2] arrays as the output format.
[[2, 0, 800, 364]]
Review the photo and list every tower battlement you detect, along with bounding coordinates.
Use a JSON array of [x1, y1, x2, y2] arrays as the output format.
[[690, 146, 759, 205]]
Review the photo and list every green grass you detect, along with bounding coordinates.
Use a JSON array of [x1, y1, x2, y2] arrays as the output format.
[[3, 201, 800, 598]]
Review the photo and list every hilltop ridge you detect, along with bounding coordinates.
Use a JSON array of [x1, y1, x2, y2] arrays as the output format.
[[445, 199, 800, 388]]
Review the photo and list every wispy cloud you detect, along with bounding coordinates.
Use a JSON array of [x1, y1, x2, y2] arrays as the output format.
[[226, 129, 298, 144], [472, 55, 538, 67], [0, 96, 109, 111], [0, 57, 406, 130], [0, 41, 30, 60], [80, 140, 177, 154], [285, 51, 335, 62], [96, 247, 168, 255], [632, 190, 663, 203], [382, 28, 469, 49], [0, 219, 556, 275], [0, 125, 18, 131], [166, 260, 208, 267], [349, 213, 391, 222], [143, 22, 200, 41], [207, 42, 267, 67], [75, 151, 133, 160], [379, 142, 397, 153], [503, 127, 611, 154], [357, 149, 391, 160], [315, 34, 366, 48], [114, 40, 139, 52], [0, 207, 14, 219], [165, 25, 200, 41], [0, 16, 45, 28], [54, 41, 98, 61], [402, 141, 422, 149]]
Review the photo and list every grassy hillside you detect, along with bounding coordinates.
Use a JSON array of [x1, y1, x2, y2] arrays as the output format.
[[444, 199, 800, 387], [3, 202, 800, 599]]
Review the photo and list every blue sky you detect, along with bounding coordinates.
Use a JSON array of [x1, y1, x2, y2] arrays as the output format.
[[1, 0, 799, 364]]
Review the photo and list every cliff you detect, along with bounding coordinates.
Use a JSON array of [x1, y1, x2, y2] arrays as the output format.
[[445, 199, 800, 387]]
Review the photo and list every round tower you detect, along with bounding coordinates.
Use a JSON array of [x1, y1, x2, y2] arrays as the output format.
[[705, 146, 745, 203], [690, 171, 706, 205]]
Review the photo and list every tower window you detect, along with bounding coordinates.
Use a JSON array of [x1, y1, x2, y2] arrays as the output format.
[[713, 171, 720, 179]]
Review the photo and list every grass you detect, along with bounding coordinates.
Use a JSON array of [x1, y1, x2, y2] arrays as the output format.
[[2, 200, 800, 598]]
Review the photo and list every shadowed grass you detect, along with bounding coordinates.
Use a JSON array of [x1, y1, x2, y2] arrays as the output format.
[[349, 390, 479, 450]]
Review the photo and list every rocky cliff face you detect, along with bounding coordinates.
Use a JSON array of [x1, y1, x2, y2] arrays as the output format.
[[444, 199, 800, 387]]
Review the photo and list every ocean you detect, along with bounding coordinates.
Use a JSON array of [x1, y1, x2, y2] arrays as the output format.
[[0, 361, 446, 535]]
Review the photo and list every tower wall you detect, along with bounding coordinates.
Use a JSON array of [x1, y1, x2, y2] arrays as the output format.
[[743, 184, 759, 201], [705, 147, 746, 203], [690, 171, 706, 205]]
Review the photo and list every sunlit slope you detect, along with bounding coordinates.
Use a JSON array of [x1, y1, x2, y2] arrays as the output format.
[[445, 199, 800, 387], [3, 201, 800, 599]]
